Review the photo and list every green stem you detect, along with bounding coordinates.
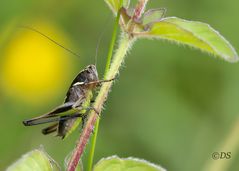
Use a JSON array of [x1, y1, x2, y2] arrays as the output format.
[[86, 118, 99, 171], [86, 2, 123, 171], [103, 7, 122, 76], [67, 33, 134, 171], [67, 0, 149, 170]]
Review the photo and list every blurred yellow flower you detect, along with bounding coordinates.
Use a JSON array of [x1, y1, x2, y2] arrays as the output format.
[[0, 22, 74, 104]]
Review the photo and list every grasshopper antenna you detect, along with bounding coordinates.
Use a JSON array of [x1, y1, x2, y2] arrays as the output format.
[[19, 25, 81, 59], [94, 15, 111, 68]]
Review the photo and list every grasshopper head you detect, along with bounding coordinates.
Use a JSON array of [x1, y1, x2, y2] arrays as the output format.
[[84, 64, 98, 82], [70, 64, 99, 88]]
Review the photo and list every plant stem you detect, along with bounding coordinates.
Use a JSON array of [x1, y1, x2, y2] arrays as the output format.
[[104, 3, 123, 76], [128, 0, 149, 36], [132, 0, 149, 21], [67, 1, 149, 170], [67, 34, 134, 171], [86, 1, 123, 169], [86, 118, 99, 171]]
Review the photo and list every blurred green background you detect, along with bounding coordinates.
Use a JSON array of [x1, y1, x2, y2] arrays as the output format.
[[1, 0, 239, 170]]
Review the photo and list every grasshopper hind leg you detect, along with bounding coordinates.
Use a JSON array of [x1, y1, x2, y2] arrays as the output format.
[[42, 123, 58, 135]]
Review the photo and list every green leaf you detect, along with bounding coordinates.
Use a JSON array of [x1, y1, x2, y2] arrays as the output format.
[[139, 17, 238, 62], [7, 148, 60, 171], [93, 156, 166, 171], [104, 0, 130, 15]]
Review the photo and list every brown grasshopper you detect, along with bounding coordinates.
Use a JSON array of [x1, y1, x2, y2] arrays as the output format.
[[23, 65, 113, 139]]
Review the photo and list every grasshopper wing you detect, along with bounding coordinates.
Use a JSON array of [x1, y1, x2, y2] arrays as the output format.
[[23, 102, 76, 126]]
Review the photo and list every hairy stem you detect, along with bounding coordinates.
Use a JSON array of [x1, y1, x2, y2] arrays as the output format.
[[67, 34, 134, 171], [67, 0, 149, 170], [86, 0, 123, 169]]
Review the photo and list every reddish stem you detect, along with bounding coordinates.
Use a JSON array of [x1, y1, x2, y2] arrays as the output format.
[[132, 0, 149, 21], [67, 113, 99, 171], [67, 1, 149, 170]]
